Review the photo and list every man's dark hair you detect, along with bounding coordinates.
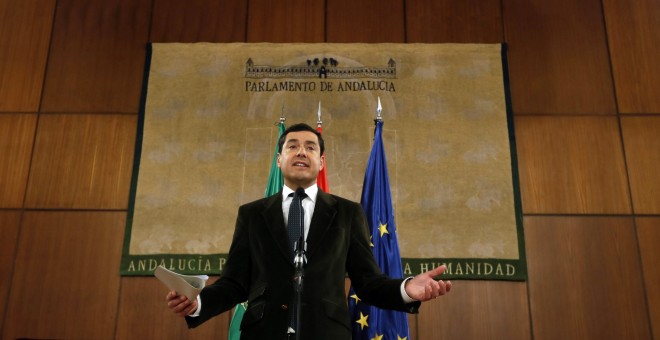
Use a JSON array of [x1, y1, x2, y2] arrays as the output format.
[[277, 123, 325, 155]]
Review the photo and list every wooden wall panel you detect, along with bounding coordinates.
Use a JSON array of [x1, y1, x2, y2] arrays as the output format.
[[25, 114, 136, 209], [116, 276, 230, 339], [327, 0, 405, 43], [0, 114, 36, 208], [0, 0, 56, 112], [417, 281, 530, 340], [636, 217, 660, 338], [151, 0, 247, 43], [503, 0, 616, 114], [621, 116, 660, 214], [524, 216, 651, 340], [602, 0, 660, 113], [0, 211, 21, 331], [3, 211, 125, 339], [246, 0, 325, 43], [515, 116, 631, 214], [40, 0, 151, 113], [1, 0, 658, 338], [408, 314, 417, 340], [406, 0, 503, 43]]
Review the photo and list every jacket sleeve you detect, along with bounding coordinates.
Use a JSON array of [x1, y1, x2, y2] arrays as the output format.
[[186, 205, 252, 328], [344, 201, 421, 314]]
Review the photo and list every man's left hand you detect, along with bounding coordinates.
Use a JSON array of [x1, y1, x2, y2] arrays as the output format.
[[404, 265, 452, 301]]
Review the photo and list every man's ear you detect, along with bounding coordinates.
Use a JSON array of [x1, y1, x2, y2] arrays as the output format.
[[276, 153, 282, 168], [319, 154, 325, 171]]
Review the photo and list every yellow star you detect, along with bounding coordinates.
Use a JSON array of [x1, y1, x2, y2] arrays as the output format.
[[371, 333, 383, 340], [378, 222, 389, 237], [398, 336, 408, 340], [370, 235, 374, 247], [355, 312, 369, 330], [350, 293, 361, 304]]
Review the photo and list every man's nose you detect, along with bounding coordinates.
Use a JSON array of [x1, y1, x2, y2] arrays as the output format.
[[296, 147, 307, 157]]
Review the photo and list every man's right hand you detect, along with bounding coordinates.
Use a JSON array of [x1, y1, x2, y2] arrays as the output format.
[[166, 290, 198, 317]]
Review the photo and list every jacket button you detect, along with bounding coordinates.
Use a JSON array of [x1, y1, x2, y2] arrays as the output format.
[[281, 304, 288, 311]]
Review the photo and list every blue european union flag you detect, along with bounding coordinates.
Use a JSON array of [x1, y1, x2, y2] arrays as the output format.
[[348, 120, 410, 340]]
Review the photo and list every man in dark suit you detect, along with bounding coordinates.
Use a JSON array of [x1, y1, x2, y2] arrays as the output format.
[[166, 123, 451, 339]]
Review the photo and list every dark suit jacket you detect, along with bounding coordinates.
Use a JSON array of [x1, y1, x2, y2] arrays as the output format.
[[186, 190, 420, 339]]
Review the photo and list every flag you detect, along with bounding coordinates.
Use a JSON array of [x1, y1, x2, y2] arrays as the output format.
[[265, 121, 286, 197], [316, 124, 329, 192], [348, 120, 410, 340], [228, 120, 285, 340]]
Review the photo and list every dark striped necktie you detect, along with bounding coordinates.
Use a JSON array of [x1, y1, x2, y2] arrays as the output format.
[[287, 188, 306, 334]]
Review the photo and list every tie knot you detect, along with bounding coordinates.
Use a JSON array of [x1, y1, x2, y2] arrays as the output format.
[[289, 190, 307, 200]]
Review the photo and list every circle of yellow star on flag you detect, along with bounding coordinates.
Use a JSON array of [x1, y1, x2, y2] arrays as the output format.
[[355, 312, 369, 330], [378, 222, 389, 237]]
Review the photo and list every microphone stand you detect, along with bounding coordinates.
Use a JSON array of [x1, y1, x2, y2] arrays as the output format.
[[292, 193, 306, 339]]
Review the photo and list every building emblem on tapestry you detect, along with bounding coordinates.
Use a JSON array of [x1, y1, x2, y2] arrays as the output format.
[[245, 57, 397, 79]]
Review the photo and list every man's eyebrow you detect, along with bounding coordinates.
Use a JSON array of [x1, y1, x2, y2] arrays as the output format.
[[285, 139, 318, 146]]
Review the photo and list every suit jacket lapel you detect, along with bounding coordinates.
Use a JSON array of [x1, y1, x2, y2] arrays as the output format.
[[261, 192, 292, 264], [305, 191, 337, 260]]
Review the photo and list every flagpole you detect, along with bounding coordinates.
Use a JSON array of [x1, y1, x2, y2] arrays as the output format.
[[316, 102, 330, 192], [375, 96, 383, 124], [348, 95, 411, 340], [374, 96, 383, 140], [229, 105, 287, 340], [374, 96, 383, 126]]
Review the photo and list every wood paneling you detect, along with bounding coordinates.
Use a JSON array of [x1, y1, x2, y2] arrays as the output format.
[[602, 0, 660, 113], [621, 116, 660, 214], [406, 0, 503, 43], [116, 276, 230, 339], [0, 0, 55, 112], [327, 0, 405, 43], [25, 114, 136, 209], [636, 217, 660, 338], [1, 0, 658, 338], [503, 0, 616, 114], [0, 114, 36, 208], [151, 0, 247, 43], [0, 211, 21, 330], [408, 313, 417, 340], [525, 216, 650, 340], [515, 115, 631, 214], [40, 0, 151, 113], [3, 211, 125, 339], [247, 0, 324, 43], [417, 281, 530, 340]]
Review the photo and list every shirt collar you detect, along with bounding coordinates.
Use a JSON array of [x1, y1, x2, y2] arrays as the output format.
[[282, 184, 318, 203]]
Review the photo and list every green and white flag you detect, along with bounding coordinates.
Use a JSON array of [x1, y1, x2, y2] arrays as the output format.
[[228, 120, 285, 340]]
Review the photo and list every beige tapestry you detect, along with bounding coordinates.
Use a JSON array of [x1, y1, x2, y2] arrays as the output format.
[[121, 43, 526, 280]]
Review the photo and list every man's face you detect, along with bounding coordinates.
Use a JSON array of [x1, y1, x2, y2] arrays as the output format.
[[277, 130, 324, 189]]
